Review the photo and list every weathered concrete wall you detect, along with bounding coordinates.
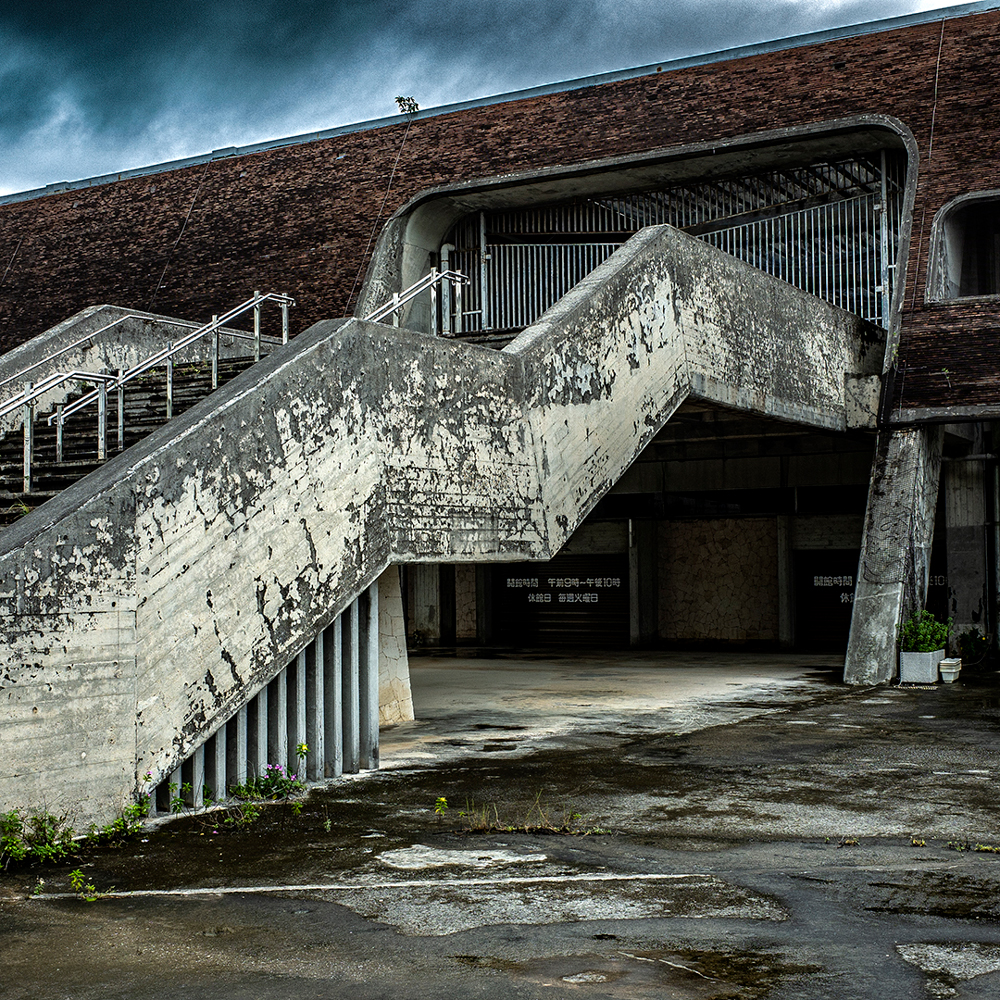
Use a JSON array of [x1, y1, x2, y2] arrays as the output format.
[[0, 223, 883, 825], [508, 225, 882, 553], [845, 427, 943, 684]]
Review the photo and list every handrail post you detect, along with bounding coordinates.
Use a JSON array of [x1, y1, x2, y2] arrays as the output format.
[[97, 379, 107, 462], [430, 267, 438, 336], [166, 345, 173, 420], [22, 382, 32, 495], [442, 271, 452, 337], [253, 291, 261, 362], [281, 294, 289, 345], [55, 404, 64, 464], [117, 369, 125, 451], [212, 316, 219, 389], [391, 292, 400, 328], [454, 277, 463, 337]]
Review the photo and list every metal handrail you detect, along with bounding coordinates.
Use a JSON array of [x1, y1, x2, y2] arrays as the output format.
[[0, 314, 200, 394], [5, 291, 294, 498], [56, 291, 294, 424], [0, 370, 117, 422], [0, 309, 286, 422], [364, 268, 468, 334]]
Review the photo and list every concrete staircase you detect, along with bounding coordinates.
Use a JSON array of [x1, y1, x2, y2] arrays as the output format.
[[0, 223, 884, 827], [0, 358, 258, 527]]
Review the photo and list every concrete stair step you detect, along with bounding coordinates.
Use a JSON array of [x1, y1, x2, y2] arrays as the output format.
[[1, 356, 261, 530]]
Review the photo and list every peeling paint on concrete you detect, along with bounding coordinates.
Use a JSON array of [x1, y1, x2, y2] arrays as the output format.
[[1, 224, 881, 825]]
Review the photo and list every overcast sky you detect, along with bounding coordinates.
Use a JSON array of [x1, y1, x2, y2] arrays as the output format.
[[0, 0, 978, 196]]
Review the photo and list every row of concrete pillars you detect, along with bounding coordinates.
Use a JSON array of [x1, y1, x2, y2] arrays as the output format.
[[150, 580, 381, 812]]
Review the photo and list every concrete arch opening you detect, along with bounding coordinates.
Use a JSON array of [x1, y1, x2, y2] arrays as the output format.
[[357, 117, 917, 348]]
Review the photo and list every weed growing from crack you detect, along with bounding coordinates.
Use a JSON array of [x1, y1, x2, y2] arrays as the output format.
[[3, 801, 149, 877], [229, 763, 304, 801], [1, 810, 76, 868], [86, 798, 150, 847], [7, 499, 30, 519], [223, 801, 262, 828], [947, 839, 1000, 853], [436, 792, 608, 835], [68, 868, 113, 902]]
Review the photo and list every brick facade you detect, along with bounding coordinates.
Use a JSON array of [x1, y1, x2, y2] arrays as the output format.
[[2, 9, 999, 411]]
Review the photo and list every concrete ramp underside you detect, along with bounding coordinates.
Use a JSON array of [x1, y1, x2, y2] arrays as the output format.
[[0, 223, 883, 823]]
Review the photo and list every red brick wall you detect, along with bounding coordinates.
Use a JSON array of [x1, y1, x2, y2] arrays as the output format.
[[1, 11, 998, 411]]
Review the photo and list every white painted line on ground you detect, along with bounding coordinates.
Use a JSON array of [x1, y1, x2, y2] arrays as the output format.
[[34, 871, 712, 901]]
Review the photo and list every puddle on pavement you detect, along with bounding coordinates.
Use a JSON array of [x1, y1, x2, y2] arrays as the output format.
[[377, 844, 547, 869], [311, 874, 785, 936], [866, 870, 1000, 921], [489, 947, 822, 998], [8, 677, 1000, 901]]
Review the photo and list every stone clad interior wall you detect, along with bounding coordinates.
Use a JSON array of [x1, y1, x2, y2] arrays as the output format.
[[658, 518, 779, 642], [454, 565, 477, 641]]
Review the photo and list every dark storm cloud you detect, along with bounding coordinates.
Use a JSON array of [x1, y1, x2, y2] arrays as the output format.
[[0, 0, 971, 193]]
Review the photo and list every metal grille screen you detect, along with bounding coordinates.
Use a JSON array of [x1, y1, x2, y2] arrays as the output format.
[[443, 152, 905, 335]]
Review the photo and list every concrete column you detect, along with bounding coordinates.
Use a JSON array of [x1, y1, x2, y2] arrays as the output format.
[[360, 581, 380, 770], [629, 519, 658, 647], [208, 728, 226, 802], [777, 515, 795, 648], [306, 632, 325, 781], [191, 745, 206, 809], [411, 564, 440, 644], [944, 436, 989, 645], [343, 599, 360, 773], [230, 704, 248, 785], [287, 650, 307, 775], [324, 616, 343, 778], [203, 732, 219, 804], [378, 566, 413, 725], [168, 766, 182, 812], [845, 427, 943, 684], [267, 672, 287, 771], [251, 686, 268, 778]]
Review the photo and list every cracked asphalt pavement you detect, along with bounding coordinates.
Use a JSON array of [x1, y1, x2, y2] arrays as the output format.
[[3, 652, 1000, 999]]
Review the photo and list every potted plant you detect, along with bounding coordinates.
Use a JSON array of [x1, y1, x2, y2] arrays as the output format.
[[898, 610, 952, 683]]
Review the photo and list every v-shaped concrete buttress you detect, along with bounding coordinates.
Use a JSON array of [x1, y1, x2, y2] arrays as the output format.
[[0, 224, 883, 825]]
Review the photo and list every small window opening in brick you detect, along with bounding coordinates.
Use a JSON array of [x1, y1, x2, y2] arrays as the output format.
[[940, 201, 1000, 297]]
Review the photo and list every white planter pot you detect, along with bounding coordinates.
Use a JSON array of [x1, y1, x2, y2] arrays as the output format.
[[938, 657, 962, 683], [899, 649, 945, 684]]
